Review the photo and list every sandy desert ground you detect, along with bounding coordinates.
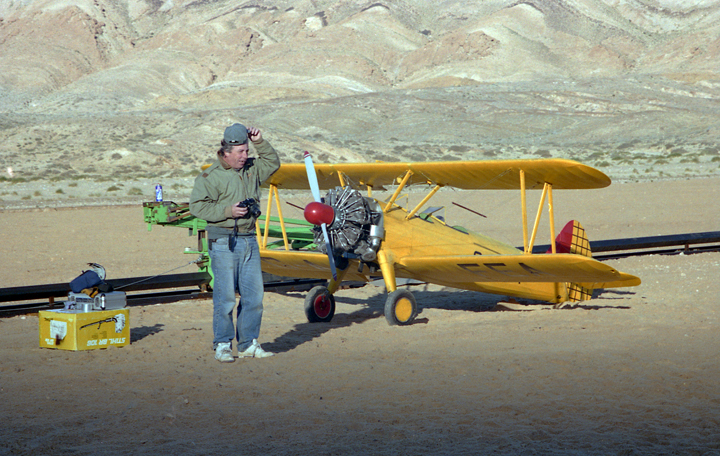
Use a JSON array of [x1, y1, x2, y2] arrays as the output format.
[[2, 1, 719, 454], [1, 176, 719, 455]]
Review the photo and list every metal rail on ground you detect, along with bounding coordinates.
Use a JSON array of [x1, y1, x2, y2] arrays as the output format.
[[1, 231, 718, 316], [0, 275, 326, 316]]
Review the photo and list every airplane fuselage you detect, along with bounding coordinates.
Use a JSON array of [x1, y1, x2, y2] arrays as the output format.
[[380, 204, 569, 303]]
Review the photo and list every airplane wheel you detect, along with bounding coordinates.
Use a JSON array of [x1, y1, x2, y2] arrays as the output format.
[[304, 286, 336, 323], [384, 289, 417, 326]]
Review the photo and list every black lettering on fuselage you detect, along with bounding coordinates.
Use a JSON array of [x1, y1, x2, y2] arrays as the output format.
[[458, 261, 547, 279], [519, 262, 543, 275]]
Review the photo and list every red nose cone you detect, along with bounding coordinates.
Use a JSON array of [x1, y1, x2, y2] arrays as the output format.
[[304, 202, 335, 226]]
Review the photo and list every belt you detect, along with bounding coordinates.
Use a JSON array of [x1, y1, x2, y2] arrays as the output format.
[[208, 231, 256, 240], [229, 232, 256, 237], [208, 232, 256, 251]]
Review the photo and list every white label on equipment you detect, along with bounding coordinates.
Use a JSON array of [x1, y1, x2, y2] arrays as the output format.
[[49, 320, 67, 341]]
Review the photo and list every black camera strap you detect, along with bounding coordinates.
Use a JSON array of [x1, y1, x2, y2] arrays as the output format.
[[229, 218, 239, 252]]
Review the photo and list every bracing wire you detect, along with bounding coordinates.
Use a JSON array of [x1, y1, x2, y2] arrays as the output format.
[[113, 257, 203, 291]]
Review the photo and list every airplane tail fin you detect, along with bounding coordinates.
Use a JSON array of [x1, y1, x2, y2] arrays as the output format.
[[550, 220, 594, 302], [550, 220, 592, 256]]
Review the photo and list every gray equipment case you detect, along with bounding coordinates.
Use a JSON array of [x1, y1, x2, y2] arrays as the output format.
[[66, 291, 127, 312]]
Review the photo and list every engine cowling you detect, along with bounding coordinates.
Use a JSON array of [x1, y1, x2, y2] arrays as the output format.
[[312, 186, 383, 262]]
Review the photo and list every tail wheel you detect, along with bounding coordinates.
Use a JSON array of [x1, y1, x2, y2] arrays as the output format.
[[384, 289, 418, 326], [304, 286, 336, 323]]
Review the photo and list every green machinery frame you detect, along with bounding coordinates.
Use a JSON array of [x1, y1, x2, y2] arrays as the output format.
[[143, 201, 317, 288]]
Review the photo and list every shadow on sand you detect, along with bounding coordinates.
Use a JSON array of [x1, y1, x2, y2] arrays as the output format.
[[265, 284, 636, 353], [130, 323, 164, 343]]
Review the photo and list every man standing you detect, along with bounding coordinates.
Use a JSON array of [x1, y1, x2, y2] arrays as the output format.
[[190, 123, 280, 362]]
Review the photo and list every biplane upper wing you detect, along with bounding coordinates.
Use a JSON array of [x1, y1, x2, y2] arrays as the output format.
[[265, 159, 610, 191], [396, 254, 641, 287]]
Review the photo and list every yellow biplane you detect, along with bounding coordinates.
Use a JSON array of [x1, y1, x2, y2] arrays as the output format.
[[252, 154, 640, 325]]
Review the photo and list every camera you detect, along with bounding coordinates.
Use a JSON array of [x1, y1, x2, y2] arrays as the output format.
[[237, 198, 261, 218]]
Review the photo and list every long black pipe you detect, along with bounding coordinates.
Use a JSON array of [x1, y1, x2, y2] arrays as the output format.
[[0, 272, 212, 304], [529, 231, 720, 254]]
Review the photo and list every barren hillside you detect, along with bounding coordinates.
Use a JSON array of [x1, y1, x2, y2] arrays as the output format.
[[1, 0, 718, 206]]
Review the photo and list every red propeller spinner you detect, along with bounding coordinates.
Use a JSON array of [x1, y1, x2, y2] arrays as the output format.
[[304, 201, 335, 226]]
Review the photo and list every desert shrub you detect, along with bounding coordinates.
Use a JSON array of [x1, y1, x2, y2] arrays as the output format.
[[680, 157, 700, 164], [375, 154, 400, 162], [3, 177, 28, 183]]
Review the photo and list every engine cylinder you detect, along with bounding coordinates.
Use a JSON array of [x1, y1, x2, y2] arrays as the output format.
[[312, 187, 383, 262]]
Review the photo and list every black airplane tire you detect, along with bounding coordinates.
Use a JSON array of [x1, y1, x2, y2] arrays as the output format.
[[384, 289, 417, 326], [304, 286, 336, 323]]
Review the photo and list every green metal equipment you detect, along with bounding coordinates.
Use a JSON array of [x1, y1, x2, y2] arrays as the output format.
[[143, 201, 317, 288]]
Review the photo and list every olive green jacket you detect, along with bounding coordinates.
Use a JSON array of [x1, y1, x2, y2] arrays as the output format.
[[189, 138, 280, 237]]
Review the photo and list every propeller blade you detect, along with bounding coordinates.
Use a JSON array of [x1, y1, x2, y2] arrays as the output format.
[[320, 223, 338, 281], [303, 151, 322, 202], [303, 151, 337, 281]]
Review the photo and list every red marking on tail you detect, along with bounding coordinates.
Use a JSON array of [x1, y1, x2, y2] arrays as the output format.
[[549, 220, 576, 254], [547, 220, 591, 257]]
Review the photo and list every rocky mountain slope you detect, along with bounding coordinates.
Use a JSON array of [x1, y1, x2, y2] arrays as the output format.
[[1, 0, 718, 204]]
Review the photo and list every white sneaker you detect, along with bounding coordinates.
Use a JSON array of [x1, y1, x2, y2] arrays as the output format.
[[214, 342, 235, 363], [238, 339, 274, 358]]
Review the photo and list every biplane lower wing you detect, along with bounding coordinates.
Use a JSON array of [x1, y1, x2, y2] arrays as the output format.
[[261, 249, 640, 288], [397, 254, 641, 287], [260, 249, 371, 282]]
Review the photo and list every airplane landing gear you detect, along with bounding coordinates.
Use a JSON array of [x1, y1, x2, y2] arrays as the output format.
[[384, 289, 418, 326], [304, 286, 336, 323]]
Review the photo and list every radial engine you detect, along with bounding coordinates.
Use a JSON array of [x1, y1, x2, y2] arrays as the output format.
[[311, 186, 384, 262]]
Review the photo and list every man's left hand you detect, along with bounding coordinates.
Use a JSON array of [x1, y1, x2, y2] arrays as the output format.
[[248, 127, 262, 142]]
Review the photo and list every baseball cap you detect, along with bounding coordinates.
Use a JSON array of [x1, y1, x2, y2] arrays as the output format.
[[223, 123, 248, 145]]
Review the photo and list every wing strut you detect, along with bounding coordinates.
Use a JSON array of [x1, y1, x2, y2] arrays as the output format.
[[519, 170, 557, 255], [406, 184, 442, 220], [528, 183, 549, 253], [384, 170, 413, 212], [520, 170, 529, 252], [548, 184, 556, 253]]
